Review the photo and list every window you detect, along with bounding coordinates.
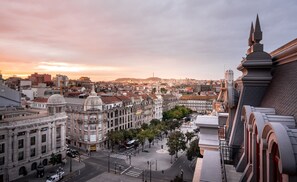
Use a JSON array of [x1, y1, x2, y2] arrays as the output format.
[[41, 145, 46, 154], [0, 135, 5, 140], [30, 148, 36, 157], [18, 139, 24, 149], [18, 151, 24, 161], [30, 137, 35, 146], [0, 143, 4, 153], [41, 134, 46, 143], [0, 156, 4, 165], [90, 125, 96, 131]]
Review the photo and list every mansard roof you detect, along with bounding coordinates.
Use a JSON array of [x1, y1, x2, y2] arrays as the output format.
[[261, 39, 297, 121]]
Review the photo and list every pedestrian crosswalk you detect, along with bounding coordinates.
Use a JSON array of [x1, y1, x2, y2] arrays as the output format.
[[110, 154, 126, 160], [124, 167, 143, 178]]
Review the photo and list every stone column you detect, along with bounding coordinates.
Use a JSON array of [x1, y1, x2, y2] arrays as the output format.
[[37, 129, 41, 156], [7, 132, 13, 165], [60, 124, 65, 149], [48, 125, 52, 152], [13, 132, 18, 164], [25, 131, 30, 159], [52, 125, 56, 153]]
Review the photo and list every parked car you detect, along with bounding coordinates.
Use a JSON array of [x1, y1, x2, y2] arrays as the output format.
[[46, 174, 60, 182], [66, 151, 76, 158]]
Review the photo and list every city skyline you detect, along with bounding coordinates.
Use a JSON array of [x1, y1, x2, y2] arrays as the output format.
[[1, 0, 297, 81]]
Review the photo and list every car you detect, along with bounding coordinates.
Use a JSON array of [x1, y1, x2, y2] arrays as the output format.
[[46, 174, 60, 182], [66, 151, 76, 158]]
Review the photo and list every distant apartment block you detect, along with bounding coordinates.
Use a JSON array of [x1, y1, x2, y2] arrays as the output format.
[[179, 95, 217, 114], [28, 73, 51, 86]]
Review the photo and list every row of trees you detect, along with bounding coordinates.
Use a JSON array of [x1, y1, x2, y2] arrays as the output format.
[[163, 105, 193, 120], [106, 118, 184, 152]]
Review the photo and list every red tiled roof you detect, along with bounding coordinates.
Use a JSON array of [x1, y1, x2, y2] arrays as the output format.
[[101, 96, 122, 104], [179, 95, 217, 100], [32, 97, 48, 103], [116, 95, 131, 101]]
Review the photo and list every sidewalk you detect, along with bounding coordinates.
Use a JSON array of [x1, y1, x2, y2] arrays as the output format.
[[12, 158, 85, 182]]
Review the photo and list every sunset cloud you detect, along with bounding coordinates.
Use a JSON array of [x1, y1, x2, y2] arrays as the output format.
[[0, 0, 296, 81], [36, 62, 120, 72]]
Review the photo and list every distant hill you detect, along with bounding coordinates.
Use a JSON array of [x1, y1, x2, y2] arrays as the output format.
[[115, 77, 162, 82]]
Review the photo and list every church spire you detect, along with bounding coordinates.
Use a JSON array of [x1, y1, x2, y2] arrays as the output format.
[[248, 22, 254, 46], [252, 14, 262, 43]]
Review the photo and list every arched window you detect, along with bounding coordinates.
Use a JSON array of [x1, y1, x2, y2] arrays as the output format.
[[43, 159, 48, 166], [19, 166, 27, 176], [31, 162, 37, 170]]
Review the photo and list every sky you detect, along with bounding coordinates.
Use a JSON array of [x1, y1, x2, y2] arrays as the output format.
[[0, 0, 296, 81]]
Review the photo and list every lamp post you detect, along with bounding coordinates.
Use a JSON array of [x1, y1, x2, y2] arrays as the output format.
[[180, 169, 184, 181], [129, 155, 131, 166], [108, 152, 110, 173], [147, 161, 152, 182], [70, 156, 72, 172], [114, 162, 117, 174]]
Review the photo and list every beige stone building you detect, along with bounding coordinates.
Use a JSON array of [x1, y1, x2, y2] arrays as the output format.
[[0, 94, 67, 181]]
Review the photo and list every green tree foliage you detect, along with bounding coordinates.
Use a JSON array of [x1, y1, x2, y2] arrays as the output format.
[[186, 139, 203, 161], [166, 131, 187, 158], [106, 130, 124, 152], [141, 123, 149, 130], [136, 130, 146, 151], [49, 153, 58, 166], [160, 88, 167, 94], [185, 132, 195, 143], [150, 119, 161, 126], [163, 106, 192, 120]]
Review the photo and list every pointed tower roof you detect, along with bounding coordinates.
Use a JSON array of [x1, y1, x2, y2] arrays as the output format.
[[248, 22, 254, 46], [252, 14, 262, 43]]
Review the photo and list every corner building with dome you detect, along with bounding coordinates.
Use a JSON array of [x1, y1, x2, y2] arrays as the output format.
[[65, 85, 105, 152]]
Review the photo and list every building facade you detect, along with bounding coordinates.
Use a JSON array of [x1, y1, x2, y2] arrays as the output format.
[[65, 86, 105, 152], [0, 94, 67, 181], [178, 95, 217, 114]]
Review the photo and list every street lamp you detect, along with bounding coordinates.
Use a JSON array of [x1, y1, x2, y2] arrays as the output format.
[[108, 152, 110, 173], [180, 169, 184, 181], [114, 162, 117, 174], [147, 161, 152, 182]]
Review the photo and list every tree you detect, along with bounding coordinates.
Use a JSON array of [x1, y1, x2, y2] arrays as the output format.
[[141, 123, 149, 130], [136, 131, 146, 151], [186, 139, 203, 161], [144, 129, 155, 148], [107, 130, 124, 152], [49, 153, 58, 166], [185, 132, 195, 143], [150, 119, 161, 126], [167, 131, 187, 158]]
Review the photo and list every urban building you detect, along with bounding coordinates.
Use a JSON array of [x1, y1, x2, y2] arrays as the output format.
[[162, 94, 178, 112], [65, 85, 105, 152], [54, 74, 69, 88], [178, 95, 217, 114], [28, 73, 51, 86], [0, 94, 67, 181]]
